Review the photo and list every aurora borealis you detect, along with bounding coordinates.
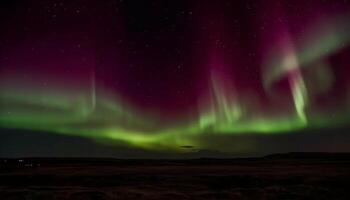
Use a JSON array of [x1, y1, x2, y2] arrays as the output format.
[[1, 0, 350, 155]]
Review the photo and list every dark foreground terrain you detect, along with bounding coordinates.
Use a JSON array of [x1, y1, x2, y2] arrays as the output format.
[[0, 152, 350, 200]]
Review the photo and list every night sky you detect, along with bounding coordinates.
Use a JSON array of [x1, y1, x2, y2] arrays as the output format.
[[1, 0, 350, 157]]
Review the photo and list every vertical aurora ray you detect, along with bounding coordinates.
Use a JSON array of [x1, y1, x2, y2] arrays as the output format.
[[198, 58, 242, 132], [289, 69, 308, 124], [195, 4, 243, 134], [261, 11, 350, 130], [276, 33, 308, 125], [259, 2, 310, 127]]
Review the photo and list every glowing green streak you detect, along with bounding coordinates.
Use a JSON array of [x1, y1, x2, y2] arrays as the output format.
[[290, 72, 308, 124]]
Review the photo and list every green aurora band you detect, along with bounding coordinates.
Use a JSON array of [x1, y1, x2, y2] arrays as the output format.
[[0, 15, 350, 153]]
